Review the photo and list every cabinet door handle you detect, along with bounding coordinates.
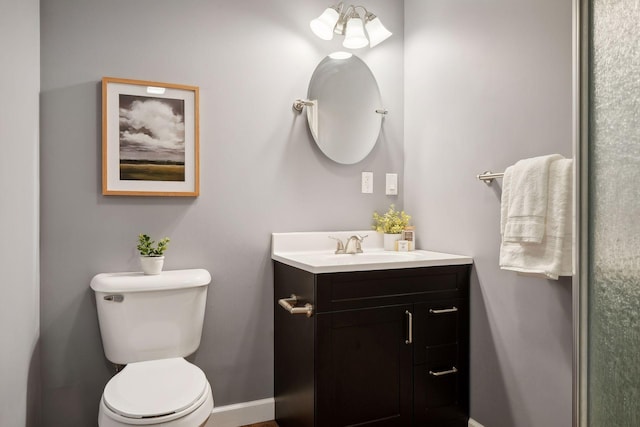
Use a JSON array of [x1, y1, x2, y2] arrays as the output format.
[[429, 367, 458, 377], [429, 306, 458, 314], [405, 310, 413, 344], [278, 294, 314, 317]]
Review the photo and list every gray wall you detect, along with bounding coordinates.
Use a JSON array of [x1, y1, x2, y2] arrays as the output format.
[[404, 1, 573, 427], [0, 0, 40, 426], [39, 0, 404, 425]]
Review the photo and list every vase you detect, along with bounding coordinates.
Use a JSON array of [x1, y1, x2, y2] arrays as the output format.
[[383, 233, 401, 251], [140, 256, 164, 275]]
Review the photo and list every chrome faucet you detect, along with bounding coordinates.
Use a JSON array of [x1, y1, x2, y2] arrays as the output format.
[[344, 235, 368, 254], [329, 235, 368, 254]]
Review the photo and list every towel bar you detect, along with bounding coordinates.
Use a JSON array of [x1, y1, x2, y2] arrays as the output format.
[[477, 171, 505, 185], [278, 294, 314, 317]]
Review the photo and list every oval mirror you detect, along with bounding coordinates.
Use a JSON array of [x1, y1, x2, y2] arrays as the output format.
[[306, 53, 384, 165]]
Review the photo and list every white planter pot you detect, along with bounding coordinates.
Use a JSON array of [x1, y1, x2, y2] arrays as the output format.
[[140, 256, 165, 275], [383, 233, 401, 251]]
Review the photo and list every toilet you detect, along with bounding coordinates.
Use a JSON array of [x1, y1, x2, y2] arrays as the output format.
[[90, 269, 214, 427]]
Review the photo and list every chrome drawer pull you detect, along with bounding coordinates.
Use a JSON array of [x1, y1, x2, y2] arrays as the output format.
[[406, 310, 413, 344], [278, 294, 314, 317], [429, 307, 458, 314], [429, 367, 458, 377]]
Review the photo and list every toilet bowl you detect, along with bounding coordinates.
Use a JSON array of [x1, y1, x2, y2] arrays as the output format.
[[90, 269, 214, 427], [98, 358, 213, 427]]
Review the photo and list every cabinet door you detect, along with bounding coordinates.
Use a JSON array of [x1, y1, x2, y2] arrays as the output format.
[[413, 300, 469, 426], [316, 305, 413, 427]]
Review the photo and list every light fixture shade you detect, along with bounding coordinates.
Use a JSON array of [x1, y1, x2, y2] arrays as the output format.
[[310, 7, 340, 40], [343, 17, 368, 49], [329, 51, 353, 59], [365, 17, 392, 47]]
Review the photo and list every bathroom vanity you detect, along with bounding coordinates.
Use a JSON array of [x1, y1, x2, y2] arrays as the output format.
[[272, 232, 472, 427]]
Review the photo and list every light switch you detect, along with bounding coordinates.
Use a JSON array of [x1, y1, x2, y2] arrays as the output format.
[[362, 172, 373, 194], [386, 173, 398, 195]]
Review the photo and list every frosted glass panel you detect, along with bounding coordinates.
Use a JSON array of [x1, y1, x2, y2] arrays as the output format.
[[589, 0, 640, 425]]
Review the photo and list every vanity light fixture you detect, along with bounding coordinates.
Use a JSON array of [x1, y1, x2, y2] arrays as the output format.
[[310, 2, 392, 49], [329, 51, 353, 59]]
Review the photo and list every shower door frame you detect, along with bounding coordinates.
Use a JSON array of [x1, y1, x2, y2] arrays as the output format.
[[573, 0, 589, 425]]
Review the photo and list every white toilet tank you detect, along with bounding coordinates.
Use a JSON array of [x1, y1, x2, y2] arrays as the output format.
[[90, 269, 211, 365]]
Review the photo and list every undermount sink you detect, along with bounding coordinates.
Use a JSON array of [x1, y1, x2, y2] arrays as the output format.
[[272, 231, 472, 273]]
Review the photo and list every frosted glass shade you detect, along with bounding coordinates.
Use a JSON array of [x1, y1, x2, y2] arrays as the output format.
[[343, 17, 368, 49], [365, 17, 392, 47], [310, 7, 340, 40], [329, 51, 353, 60]]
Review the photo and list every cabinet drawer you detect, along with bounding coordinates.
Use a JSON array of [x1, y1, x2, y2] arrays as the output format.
[[414, 364, 468, 427], [416, 364, 460, 408], [425, 343, 458, 368], [413, 300, 465, 365], [316, 265, 470, 312]]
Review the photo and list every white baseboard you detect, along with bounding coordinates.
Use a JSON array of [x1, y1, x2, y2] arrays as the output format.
[[205, 398, 275, 427], [469, 418, 485, 427]]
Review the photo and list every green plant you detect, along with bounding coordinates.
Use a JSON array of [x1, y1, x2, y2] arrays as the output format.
[[372, 204, 411, 234], [137, 234, 170, 257]]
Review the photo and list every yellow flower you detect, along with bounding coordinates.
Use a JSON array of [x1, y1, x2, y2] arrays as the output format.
[[372, 204, 411, 234]]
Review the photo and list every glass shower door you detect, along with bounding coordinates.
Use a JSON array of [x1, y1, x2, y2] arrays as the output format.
[[588, 0, 640, 425]]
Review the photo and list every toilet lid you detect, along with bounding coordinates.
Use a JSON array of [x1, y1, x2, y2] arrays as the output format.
[[103, 358, 208, 419]]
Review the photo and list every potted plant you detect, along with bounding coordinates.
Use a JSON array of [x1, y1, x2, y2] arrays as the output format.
[[372, 204, 411, 250], [137, 233, 170, 275]]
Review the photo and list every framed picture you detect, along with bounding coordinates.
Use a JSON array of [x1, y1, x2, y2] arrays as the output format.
[[102, 77, 199, 196]]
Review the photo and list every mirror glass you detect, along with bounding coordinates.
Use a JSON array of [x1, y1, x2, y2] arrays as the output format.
[[307, 53, 383, 164]]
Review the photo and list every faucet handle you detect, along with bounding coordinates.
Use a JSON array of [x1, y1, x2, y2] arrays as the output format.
[[329, 236, 345, 254]]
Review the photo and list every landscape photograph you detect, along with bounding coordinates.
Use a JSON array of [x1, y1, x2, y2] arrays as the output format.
[[118, 94, 186, 181]]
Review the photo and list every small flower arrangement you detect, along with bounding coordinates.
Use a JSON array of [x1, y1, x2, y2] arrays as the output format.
[[137, 234, 170, 257], [372, 204, 411, 234]]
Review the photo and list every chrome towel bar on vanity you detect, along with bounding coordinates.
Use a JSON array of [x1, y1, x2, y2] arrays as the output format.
[[278, 294, 314, 317]]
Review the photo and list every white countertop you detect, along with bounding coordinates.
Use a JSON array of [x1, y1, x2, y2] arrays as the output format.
[[272, 231, 472, 274]]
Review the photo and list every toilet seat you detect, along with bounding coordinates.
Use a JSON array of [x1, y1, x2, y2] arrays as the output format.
[[99, 358, 213, 426]]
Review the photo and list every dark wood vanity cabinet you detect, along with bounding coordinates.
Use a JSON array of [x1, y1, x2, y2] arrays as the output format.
[[274, 262, 471, 427]]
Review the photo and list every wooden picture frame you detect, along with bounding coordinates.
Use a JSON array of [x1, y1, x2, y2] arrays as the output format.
[[102, 77, 199, 196]]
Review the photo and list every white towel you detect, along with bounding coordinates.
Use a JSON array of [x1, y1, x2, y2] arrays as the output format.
[[502, 154, 563, 243], [499, 158, 573, 280]]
